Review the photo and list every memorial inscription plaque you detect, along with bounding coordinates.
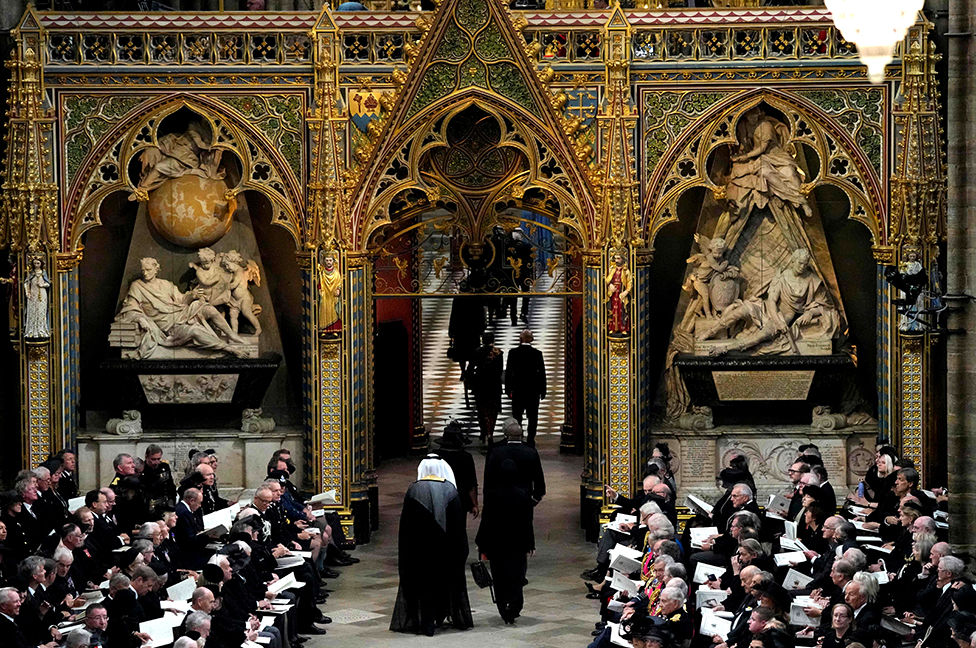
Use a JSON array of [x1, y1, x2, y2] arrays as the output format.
[[712, 370, 815, 401]]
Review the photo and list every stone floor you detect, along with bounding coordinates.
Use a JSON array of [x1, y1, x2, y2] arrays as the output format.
[[309, 436, 599, 647]]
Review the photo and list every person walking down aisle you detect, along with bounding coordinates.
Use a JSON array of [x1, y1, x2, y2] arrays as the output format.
[[483, 418, 546, 508], [505, 328, 547, 445], [390, 456, 473, 637], [465, 332, 504, 444], [476, 458, 535, 624]]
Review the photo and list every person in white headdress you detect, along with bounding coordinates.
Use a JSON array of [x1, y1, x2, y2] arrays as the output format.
[[390, 455, 473, 636]]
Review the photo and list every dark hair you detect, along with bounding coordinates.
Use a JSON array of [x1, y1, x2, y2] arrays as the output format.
[[811, 465, 828, 481], [482, 332, 494, 345], [84, 490, 103, 507], [654, 442, 672, 461], [806, 502, 828, 526], [729, 454, 750, 472], [58, 523, 80, 540], [898, 467, 920, 487]]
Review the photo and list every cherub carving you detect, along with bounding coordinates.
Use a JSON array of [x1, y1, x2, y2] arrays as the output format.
[[217, 250, 262, 335], [682, 234, 739, 320]]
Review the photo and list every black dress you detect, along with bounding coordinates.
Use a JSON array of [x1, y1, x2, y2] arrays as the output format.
[[390, 477, 473, 636]]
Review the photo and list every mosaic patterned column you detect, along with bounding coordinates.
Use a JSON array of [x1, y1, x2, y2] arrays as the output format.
[[897, 335, 924, 474], [875, 265, 894, 442], [633, 251, 654, 469], [346, 254, 372, 542], [580, 250, 603, 539], [56, 254, 82, 448]]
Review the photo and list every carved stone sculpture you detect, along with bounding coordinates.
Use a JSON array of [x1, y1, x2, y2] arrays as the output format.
[[113, 257, 249, 359], [697, 248, 839, 356], [23, 256, 50, 339], [129, 120, 236, 248], [811, 405, 847, 431], [681, 234, 740, 327], [241, 408, 276, 433], [678, 405, 714, 431], [106, 410, 143, 435]]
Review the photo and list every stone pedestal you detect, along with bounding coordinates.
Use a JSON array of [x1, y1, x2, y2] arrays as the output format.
[[654, 424, 878, 503], [76, 427, 304, 494]]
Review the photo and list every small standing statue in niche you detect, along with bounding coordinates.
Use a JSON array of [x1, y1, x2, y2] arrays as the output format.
[[23, 256, 51, 339], [682, 235, 739, 321], [605, 249, 631, 337], [318, 253, 342, 336]]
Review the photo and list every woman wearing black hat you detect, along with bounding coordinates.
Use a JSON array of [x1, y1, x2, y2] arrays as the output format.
[[434, 422, 479, 519]]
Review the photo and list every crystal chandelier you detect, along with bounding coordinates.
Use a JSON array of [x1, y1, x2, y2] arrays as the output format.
[[825, 0, 923, 83]]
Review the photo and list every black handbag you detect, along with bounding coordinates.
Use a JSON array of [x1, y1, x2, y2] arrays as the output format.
[[470, 560, 495, 602]]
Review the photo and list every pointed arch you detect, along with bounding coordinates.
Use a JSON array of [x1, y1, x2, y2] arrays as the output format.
[[63, 93, 306, 253], [346, 0, 598, 251], [640, 88, 886, 249]]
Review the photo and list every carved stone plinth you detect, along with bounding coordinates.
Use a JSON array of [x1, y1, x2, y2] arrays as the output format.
[[100, 353, 281, 429], [673, 353, 855, 426]]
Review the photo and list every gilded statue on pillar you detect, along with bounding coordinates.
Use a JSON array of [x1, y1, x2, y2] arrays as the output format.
[[23, 256, 51, 339], [318, 252, 342, 336], [605, 249, 631, 337]]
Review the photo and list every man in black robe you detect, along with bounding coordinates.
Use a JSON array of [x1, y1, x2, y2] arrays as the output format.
[[476, 459, 535, 624], [390, 457, 473, 637]]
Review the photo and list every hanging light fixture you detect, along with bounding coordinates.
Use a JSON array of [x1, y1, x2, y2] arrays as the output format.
[[824, 0, 923, 83]]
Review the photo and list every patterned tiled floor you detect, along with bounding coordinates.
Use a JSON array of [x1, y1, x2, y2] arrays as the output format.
[[307, 436, 598, 647], [421, 293, 566, 439]]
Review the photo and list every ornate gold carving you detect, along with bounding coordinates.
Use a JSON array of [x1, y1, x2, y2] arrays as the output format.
[[25, 341, 51, 468], [55, 252, 83, 272], [319, 340, 343, 497], [2, 42, 59, 254], [872, 245, 896, 265]]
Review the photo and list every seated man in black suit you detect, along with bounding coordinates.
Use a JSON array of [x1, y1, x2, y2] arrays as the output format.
[[173, 488, 211, 570], [0, 586, 57, 648]]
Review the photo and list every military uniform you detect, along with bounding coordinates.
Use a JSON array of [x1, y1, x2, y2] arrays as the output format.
[[141, 459, 177, 510]]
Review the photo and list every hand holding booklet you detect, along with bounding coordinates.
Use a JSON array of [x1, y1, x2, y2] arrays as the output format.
[[610, 571, 643, 596], [700, 608, 732, 640], [693, 562, 726, 585], [774, 551, 807, 567], [609, 544, 643, 574], [686, 494, 713, 516], [690, 526, 719, 549], [766, 494, 790, 518], [783, 568, 813, 590]]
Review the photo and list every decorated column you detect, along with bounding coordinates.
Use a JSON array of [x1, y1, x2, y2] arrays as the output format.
[[886, 25, 946, 483], [1, 11, 64, 467]]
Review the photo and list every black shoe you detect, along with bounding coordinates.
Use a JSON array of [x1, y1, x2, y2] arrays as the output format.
[[299, 625, 327, 635], [580, 568, 602, 581], [290, 636, 308, 644], [592, 629, 603, 637], [320, 568, 341, 579], [339, 553, 360, 564], [586, 591, 601, 600], [595, 622, 606, 630], [315, 594, 329, 604], [317, 616, 332, 624]]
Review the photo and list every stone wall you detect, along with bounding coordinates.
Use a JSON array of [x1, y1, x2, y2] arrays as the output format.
[[76, 427, 304, 495], [654, 425, 878, 504]]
